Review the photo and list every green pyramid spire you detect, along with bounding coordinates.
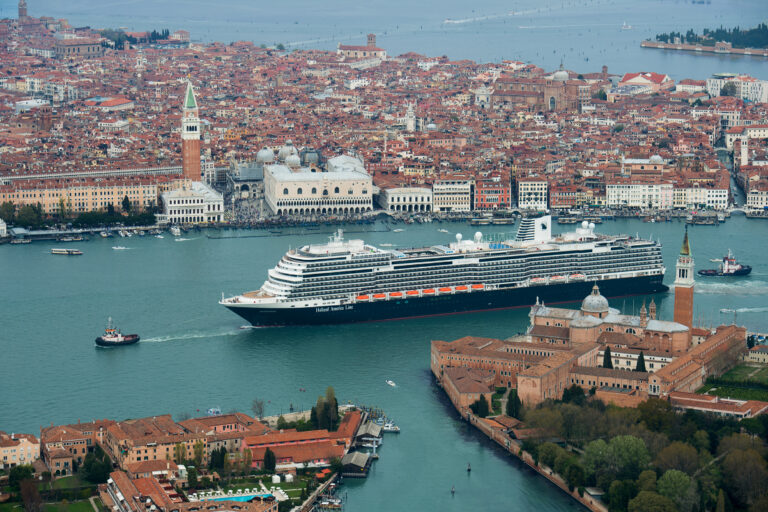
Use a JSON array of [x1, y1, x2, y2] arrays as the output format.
[[184, 82, 197, 110], [680, 227, 690, 256]]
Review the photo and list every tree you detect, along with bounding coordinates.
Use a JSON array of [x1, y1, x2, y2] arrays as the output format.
[[81, 446, 112, 483], [251, 398, 265, 419], [657, 470, 691, 505], [122, 195, 131, 213], [583, 439, 610, 482], [187, 466, 199, 489], [263, 447, 276, 472], [15, 205, 42, 228], [0, 201, 15, 223], [538, 442, 563, 468], [470, 395, 490, 418], [635, 352, 647, 372], [608, 479, 638, 512], [277, 415, 288, 430], [565, 461, 586, 490], [561, 384, 586, 406], [276, 43, 285, 51], [20, 479, 42, 512], [603, 346, 613, 369], [592, 89, 607, 101], [638, 398, 675, 433], [607, 435, 650, 481], [655, 441, 699, 475], [324, 387, 339, 429], [193, 440, 205, 468], [720, 82, 738, 97], [613, 124, 625, 133], [721, 449, 768, 506], [506, 389, 522, 418], [9, 465, 34, 491], [627, 491, 677, 512], [173, 443, 187, 464], [637, 470, 657, 492]]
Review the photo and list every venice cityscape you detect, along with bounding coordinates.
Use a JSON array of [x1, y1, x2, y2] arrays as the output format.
[[2, 1, 768, 511]]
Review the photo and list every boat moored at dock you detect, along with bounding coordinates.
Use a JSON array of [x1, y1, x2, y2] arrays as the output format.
[[220, 217, 668, 326]]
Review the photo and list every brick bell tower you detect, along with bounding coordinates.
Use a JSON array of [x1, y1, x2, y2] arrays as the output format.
[[181, 81, 201, 181], [673, 228, 694, 332], [18, 0, 28, 20]]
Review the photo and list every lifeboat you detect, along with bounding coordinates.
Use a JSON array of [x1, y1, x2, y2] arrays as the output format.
[[373, 293, 387, 300], [550, 275, 565, 281], [471, 284, 484, 290], [390, 291, 403, 298], [438, 287, 453, 293], [570, 273, 586, 280], [423, 289, 436, 294], [530, 277, 545, 285], [406, 290, 419, 296], [455, 285, 469, 292], [356, 295, 370, 301]]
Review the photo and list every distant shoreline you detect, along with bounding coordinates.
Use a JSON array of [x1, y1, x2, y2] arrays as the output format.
[[641, 40, 768, 58]]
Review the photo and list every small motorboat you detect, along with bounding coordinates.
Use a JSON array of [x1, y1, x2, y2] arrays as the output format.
[[386, 380, 396, 387], [467, 463, 471, 473], [112, 246, 128, 250], [382, 422, 400, 433], [95, 317, 139, 347]]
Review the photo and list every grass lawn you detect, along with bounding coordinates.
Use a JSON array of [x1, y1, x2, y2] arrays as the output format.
[[42, 500, 94, 512], [707, 386, 768, 402], [50, 475, 85, 490], [0, 503, 23, 512], [718, 364, 768, 384]]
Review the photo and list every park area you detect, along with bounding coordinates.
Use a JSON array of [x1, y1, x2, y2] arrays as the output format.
[[698, 363, 768, 401]]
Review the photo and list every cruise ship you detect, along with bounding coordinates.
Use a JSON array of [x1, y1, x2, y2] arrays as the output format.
[[220, 217, 667, 326]]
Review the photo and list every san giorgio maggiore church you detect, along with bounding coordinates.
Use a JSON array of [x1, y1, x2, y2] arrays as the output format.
[[157, 82, 224, 225]]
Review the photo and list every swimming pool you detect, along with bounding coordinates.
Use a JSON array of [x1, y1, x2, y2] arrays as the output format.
[[209, 494, 272, 502]]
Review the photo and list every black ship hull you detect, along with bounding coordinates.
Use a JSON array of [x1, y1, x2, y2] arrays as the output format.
[[224, 275, 668, 327], [698, 266, 751, 277], [95, 335, 140, 347]]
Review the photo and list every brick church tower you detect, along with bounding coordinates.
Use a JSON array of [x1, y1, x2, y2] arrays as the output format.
[[181, 82, 201, 181], [673, 229, 694, 332], [18, 0, 28, 20]]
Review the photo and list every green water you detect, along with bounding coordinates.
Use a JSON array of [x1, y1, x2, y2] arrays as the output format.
[[2, 216, 767, 510]]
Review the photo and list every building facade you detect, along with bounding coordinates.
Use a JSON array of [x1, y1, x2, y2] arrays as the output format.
[[432, 179, 473, 212], [377, 187, 432, 212]]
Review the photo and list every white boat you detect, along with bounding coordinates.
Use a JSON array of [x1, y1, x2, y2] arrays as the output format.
[[392, 228, 404, 232], [155, 235, 164, 239], [112, 246, 128, 250], [622, 22, 632, 30], [170, 226, 182, 236], [382, 422, 400, 433], [386, 380, 396, 387], [175, 237, 190, 242], [438, 229, 450, 233]]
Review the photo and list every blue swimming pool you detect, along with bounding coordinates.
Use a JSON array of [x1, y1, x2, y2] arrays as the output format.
[[209, 495, 272, 502]]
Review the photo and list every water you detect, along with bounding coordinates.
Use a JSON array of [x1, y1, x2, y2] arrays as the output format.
[[1, 217, 768, 510], [3, 0, 767, 79]]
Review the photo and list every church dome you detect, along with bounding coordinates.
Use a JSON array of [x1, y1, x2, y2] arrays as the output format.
[[285, 153, 301, 168], [553, 69, 569, 82], [649, 154, 663, 164], [256, 147, 274, 163], [278, 140, 298, 161], [581, 284, 609, 313]]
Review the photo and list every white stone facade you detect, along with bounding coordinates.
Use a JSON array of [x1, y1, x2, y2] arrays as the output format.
[[606, 183, 674, 209], [377, 187, 432, 212], [516, 180, 548, 211], [432, 180, 473, 212], [159, 180, 224, 225]]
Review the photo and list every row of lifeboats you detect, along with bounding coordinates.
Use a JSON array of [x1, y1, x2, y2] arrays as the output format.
[[530, 273, 586, 284], [356, 283, 485, 301]]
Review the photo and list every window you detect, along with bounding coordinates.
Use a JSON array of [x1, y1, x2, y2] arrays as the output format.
[[283, 188, 289, 195], [334, 187, 340, 194], [312, 187, 317, 194], [297, 188, 303, 195]]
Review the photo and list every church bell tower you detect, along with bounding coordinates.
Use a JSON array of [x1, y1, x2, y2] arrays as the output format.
[[673, 229, 694, 331], [181, 81, 201, 182], [18, 0, 28, 20]]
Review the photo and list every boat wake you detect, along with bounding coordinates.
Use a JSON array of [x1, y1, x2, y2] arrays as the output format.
[[689, 280, 768, 296], [142, 328, 242, 343], [438, 229, 450, 233], [174, 237, 195, 242]]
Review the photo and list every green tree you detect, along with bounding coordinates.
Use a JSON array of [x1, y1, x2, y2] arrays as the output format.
[[613, 124, 625, 133], [15, 204, 42, 228], [562, 384, 586, 406], [603, 346, 613, 369], [637, 470, 657, 492], [470, 395, 490, 418], [9, 465, 34, 491], [173, 443, 187, 464], [608, 435, 650, 481], [638, 398, 675, 433], [608, 479, 638, 512], [635, 352, 647, 372], [655, 441, 699, 475], [721, 449, 768, 506], [565, 461, 586, 490], [122, 195, 131, 213], [592, 89, 608, 101], [525, 406, 563, 438], [583, 438, 610, 481], [506, 389, 522, 418], [627, 491, 677, 512], [324, 386, 339, 429], [187, 466, 198, 489], [276, 43, 285, 50], [538, 442, 563, 468], [193, 440, 205, 468], [657, 470, 691, 505], [277, 415, 288, 430], [263, 447, 276, 472], [720, 82, 738, 97], [0, 201, 15, 223]]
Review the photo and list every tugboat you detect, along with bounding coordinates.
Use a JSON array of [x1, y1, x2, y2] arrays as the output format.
[[698, 250, 752, 277], [95, 317, 140, 347]]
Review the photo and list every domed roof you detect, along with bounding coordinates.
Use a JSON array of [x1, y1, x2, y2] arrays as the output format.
[[285, 153, 301, 168], [581, 284, 609, 313], [649, 154, 663, 164], [553, 69, 569, 82], [256, 147, 274, 163], [278, 140, 298, 161]]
